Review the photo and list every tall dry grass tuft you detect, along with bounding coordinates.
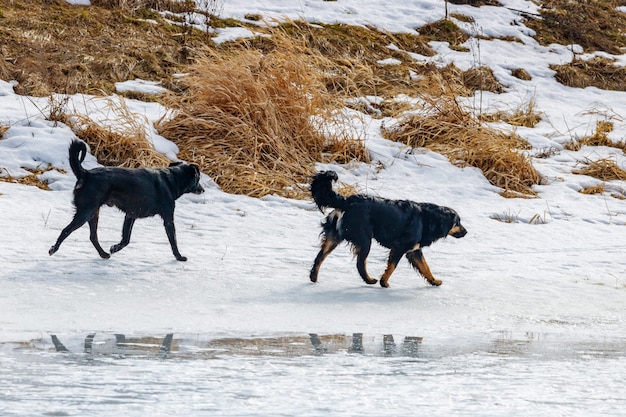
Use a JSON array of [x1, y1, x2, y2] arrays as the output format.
[[573, 158, 626, 182], [565, 120, 617, 151], [383, 94, 540, 197], [480, 97, 542, 128], [157, 41, 368, 198], [66, 99, 169, 168]]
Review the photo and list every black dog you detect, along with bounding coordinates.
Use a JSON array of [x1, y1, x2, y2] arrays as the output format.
[[309, 171, 466, 287], [49, 140, 204, 261]]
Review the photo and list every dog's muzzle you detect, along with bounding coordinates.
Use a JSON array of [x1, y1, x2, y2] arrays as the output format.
[[449, 225, 467, 238], [193, 184, 205, 194]]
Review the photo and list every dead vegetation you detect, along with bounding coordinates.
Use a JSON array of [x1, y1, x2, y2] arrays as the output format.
[[157, 41, 369, 198], [525, 0, 626, 55], [564, 121, 623, 151], [0, 0, 195, 96], [0, 166, 60, 190], [447, 0, 502, 6], [525, 0, 626, 91], [573, 158, 626, 182], [480, 98, 542, 128], [66, 99, 170, 168], [419, 19, 470, 50], [2, 0, 625, 198], [382, 94, 541, 197], [552, 57, 626, 92]]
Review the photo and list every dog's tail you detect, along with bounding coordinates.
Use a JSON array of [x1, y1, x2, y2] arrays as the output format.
[[310, 170, 347, 211], [68, 140, 87, 181]]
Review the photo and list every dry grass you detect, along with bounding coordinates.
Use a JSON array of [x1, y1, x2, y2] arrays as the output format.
[[419, 19, 470, 49], [525, 0, 626, 55], [0, 0, 192, 96], [565, 120, 618, 151], [573, 158, 626, 181], [511, 68, 532, 81], [66, 99, 170, 168], [553, 57, 626, 92], [91, 0, 194, 11], [579, 184, 606, 195], [382, 94, 541, 197], [235, 20, 434, 99], [461, 66, 506, 93], [0, 166, 59, 190], [0, 123, 9, 138], [157, 40, 369, 198], [448, 0, 502, 6], [480, 97, 542, 128]]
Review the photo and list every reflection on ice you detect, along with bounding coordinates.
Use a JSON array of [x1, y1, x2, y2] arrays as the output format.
[[2, 331, 624, 361]]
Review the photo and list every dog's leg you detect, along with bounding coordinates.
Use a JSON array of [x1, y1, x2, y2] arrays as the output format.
[[110, 216, 136, 255], [310, 236, 340, 283], [161, 213, 187, 261], [379, 249, 405, 288], [49, 208, 97, 256], [87, 210, 110, 259], [355, 241, 378, 285], [406, 249, 441, 286]]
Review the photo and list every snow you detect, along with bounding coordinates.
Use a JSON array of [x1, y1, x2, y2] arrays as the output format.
[[2, 1, 626, 416]]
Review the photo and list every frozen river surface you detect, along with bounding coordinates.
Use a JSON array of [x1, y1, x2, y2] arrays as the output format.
[[1, 332, 625, 416]]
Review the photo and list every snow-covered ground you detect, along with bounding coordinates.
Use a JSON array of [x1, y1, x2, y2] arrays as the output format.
[[1, 0, 625, 416]]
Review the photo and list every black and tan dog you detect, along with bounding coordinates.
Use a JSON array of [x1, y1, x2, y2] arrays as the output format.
[[309, 171, 466, 287], [49, 140, 204, 261]]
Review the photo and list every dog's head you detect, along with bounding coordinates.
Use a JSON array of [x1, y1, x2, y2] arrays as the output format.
[[170, 162, 204, 195], [444, 208, 467, 239]]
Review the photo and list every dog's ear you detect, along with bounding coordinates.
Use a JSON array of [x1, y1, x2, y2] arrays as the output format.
[[190, 164, 201, 175], [169, 161, 184, 167]]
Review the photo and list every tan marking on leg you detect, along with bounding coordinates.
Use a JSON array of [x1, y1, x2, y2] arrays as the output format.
[[379, 262, 396, 288], [310, 237, 338, 282], [407, 250, 442, 286], [415, 256, 441, 286]]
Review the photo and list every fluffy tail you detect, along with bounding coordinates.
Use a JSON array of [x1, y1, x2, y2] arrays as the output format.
[[310, 171, 347, 211], [68, 140, 87, 181]]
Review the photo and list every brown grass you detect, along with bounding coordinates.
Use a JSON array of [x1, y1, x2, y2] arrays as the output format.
[[573, 158, 626, 181], [525, 0, 626, 54], [0, 166, 59, 190], [511, 68, 532, 81], [553, 57, 626, 92], [157, 41, 369, 198], [382, 95, 541, 197], [0, 0, 193, 96], [565, 121, 618, 151], [0, 124, 9, 138], [461, 66, 506, 94], [480, 97, 542, 128], [419, 19, 470, 48], [233, 20, 434, 99], [579, 184, 605, 195], [66, 99, 170, 168], [448, 0, 502, 6]]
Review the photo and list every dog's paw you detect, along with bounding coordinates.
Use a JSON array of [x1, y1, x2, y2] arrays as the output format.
[[380, 280, 389, 288], [48, 246, 57, 256], [99, 252, 111, 259], [364, 278, 378, 285], [427, 278, 442, 286], [176, 255, 188, 262]]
